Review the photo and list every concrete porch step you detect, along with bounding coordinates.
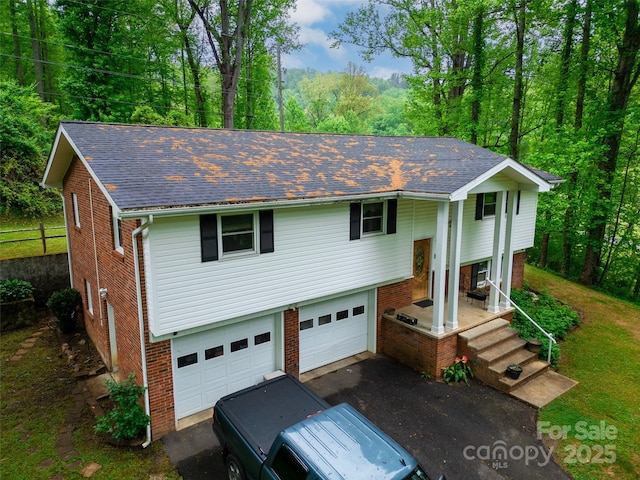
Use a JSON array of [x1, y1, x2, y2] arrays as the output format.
[[489, 348, 538, 376], [510, 370, 579, 408], [498, 359, 549, 392], [467, 326, 518, 353], [458, 318, 510, 345], [477, 336, 528, 364]]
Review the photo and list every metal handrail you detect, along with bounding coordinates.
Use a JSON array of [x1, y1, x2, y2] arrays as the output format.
[[486, 278, 556, 364]]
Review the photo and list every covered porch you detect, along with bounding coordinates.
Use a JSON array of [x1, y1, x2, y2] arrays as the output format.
[[380, 295, 515, 379]]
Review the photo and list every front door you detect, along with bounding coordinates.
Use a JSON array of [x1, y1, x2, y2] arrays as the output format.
[[412, 239, 431, 301]]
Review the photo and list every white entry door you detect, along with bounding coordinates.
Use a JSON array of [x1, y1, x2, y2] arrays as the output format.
[[172, 315, 276, 419], [299, 291, 370, 373]]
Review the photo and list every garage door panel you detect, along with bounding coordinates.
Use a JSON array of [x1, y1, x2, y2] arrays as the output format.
[[299, 291, 370, 373], [173, 315, 276, 419]]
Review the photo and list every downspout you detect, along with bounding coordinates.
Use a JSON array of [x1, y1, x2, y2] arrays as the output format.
[[132, 216, 153, 447]]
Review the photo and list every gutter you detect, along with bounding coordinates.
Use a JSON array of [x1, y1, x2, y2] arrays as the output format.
[[132, 216, 153, 448], [118, 191, 451, 220]]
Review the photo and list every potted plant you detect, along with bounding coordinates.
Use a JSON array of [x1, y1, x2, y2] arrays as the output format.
[[506, 364, 523, 379], [526, 338, 542, 354]]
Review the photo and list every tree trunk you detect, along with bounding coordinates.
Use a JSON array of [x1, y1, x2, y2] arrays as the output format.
[[562, 0, 592, 275], [555, 0, 578, 128], [470, 6, 485, 145], [580, 0, 640, 285], [509, 1, 526, 161], [26, 0, 45, 100], [9, 0, 24, 85], [539, 232, 550, 268]]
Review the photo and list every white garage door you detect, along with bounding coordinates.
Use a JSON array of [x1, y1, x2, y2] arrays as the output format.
[[172, 315, 276, 419], [299, 291, 370, 373]]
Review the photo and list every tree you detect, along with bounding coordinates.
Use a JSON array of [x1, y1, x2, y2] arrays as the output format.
[[580, 0, 640, 286], [0, 81, 61, 217]]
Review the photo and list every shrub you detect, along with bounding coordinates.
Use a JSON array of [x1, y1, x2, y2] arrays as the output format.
[[95, 373, 150, 442], [0, 279, 34, 302], [510, 288, 580, 367], [46, 288, 81, 333]]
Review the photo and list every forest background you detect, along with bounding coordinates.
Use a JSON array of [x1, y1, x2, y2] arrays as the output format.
[[1, 0, 638, 302]]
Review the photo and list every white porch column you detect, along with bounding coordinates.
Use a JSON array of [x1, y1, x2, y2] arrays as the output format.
[[500, 190, 518, 309], [446, 200, 463, 329], [432, 201, 449, 334], [488, 191, 506, 313]]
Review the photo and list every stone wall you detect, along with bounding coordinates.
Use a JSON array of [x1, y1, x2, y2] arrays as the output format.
[[0, 253, 70, 304]]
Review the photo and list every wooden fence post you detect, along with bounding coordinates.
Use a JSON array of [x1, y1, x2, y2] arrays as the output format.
[[39, 222, 46, 253]]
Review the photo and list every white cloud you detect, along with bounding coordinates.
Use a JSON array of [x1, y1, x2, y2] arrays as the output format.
[[291, 0, 331, 27]]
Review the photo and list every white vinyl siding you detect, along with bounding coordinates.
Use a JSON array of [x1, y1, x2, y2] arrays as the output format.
[[147, 201, 412, 336]]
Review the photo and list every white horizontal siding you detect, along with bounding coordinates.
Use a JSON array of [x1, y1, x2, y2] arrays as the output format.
[[148, 201, 412, 336]]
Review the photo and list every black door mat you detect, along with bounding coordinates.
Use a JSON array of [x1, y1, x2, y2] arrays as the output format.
[[413, 299, 433, 308]]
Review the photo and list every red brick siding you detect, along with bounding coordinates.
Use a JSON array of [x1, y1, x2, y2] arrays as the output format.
[[511, 252, 526, 289], [380, 319, 458, 379], [64, 156, 174, 439], [283, 309, 300, 378], [376, 280, 412, 351]]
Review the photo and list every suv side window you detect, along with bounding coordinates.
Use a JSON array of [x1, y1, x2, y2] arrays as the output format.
[[272, 444, 308, 480]]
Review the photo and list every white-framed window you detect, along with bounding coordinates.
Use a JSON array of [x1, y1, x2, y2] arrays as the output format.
[[200, 210, 274, 262], [72, 193, 80, 228], [220, 213, 256, 255], [471, 260, 490, 289], [482, 192, 497, 217], [114, 217, 123, 252], [85, 279, 93, 315], [362, 201, 385, 235], [349, 199, 397, 240]]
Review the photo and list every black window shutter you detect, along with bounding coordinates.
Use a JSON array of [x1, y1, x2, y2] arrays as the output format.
[[200, 214, 218, 262], [386, 199, 397, 234], [517, 190, 521, 215], [350, 203, 361, 240], [475, 193, 484, 220], [259, 210, 274, 253]]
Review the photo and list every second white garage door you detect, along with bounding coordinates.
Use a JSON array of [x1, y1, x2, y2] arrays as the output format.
[[299, 291, 370, 373], [172, 315, 276, 419]]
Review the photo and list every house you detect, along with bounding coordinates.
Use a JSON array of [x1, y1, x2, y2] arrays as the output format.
[[43, 121, 560, 439]]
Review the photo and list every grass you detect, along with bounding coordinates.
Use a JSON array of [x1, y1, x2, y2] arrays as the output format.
[[0, 316, 180, 480], [525, 265, 640, 480], [0, 213, 67, 260]]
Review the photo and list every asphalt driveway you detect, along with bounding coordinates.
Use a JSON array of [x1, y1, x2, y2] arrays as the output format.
[[162, 355, 572, 480]]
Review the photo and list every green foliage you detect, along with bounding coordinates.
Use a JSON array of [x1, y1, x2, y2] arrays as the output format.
[[0, 81, 61, 217], [0, 280, 34, 302], [442, 355, 474, 386], [46, 288, 81, 333], [510, 288, 581, 366], [95, 373, 150, 442]]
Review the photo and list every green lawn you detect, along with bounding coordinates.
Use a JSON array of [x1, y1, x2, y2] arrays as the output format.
[[0, 321, 180, 480], [0, 213, 67, 260], [525, 265, 640, 480]]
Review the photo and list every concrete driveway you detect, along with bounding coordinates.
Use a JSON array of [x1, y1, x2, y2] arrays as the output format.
[[162, 355, 572, 480]]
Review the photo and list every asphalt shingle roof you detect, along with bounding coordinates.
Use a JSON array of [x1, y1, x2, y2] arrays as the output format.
[[57, 121, 551, 211]]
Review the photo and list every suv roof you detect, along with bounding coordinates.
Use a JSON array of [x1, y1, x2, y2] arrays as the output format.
[[281, 403, 420, 480]]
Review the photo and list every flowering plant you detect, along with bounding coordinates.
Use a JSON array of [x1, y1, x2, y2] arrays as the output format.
[[442, 355, 474, 386]]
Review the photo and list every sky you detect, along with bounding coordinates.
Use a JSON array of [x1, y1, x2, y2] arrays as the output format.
[[282, 0, 413, 79]]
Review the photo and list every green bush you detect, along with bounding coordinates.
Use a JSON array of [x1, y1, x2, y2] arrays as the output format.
[[510, 288, 580, 367], [95, 373, 150, 442], [0, 279, 34, 302], [46, 288, 81, 333]]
